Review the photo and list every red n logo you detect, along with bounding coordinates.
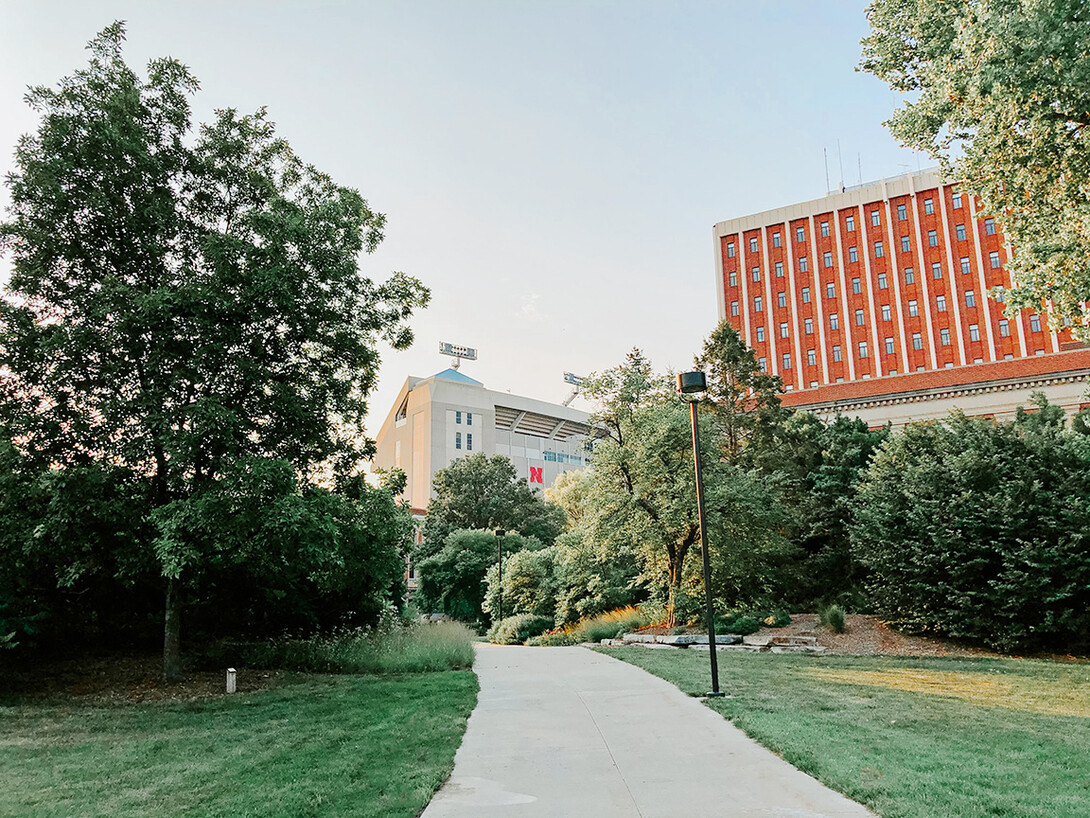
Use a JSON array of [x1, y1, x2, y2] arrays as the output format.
[[530, 467, 543, 484]]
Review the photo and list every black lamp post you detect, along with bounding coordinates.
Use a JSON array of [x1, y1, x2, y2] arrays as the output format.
[[677, 371, 723, 698], [495, 529, 506, 624]]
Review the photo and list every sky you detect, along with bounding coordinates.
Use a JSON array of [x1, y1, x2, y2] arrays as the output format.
[[0, 0, 924, 441]]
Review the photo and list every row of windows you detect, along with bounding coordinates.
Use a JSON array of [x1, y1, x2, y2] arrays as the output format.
[[454, 432, 473, 450], [725, 206, 997, 260], [454, 411, 473, 425], [727, 251, 1003, 294]]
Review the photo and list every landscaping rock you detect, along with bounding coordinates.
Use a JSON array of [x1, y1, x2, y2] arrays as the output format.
[[692, 634, 743, 645], [691, 643, 763, 652], [770, 635, 818, 646], [658, 634, 700, 646], [743, 636, 771, 647], [621, 633, 658, 644], [769, 645, 826, 654]]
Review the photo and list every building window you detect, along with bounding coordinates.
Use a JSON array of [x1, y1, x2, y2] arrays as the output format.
[[956, 224, 966, 241], [752, 266, 761, 282], [750, 237, 758, 252], [727, 241, 735, 258], [985, 218, 996, 235], [775, 261, 784, 277], [467, 412, 473, 425], [728, 270, 737, 286], [858, 341, 869, 358], [466, 433, 473, 451], [754, 296, 763, 312], [989, 251, 1001, 268], [846, 214, 855, 232], [1030, 314, 1042, 332], [874, 241, 884, 258], [778, 291, 787, 308], [928, 229, 938, 246], [802, 286, 811, 303], [798, 256, 808, 272], [965, 290, 976, 308], [952, 192, 963, 208], [908, 300, 918, 316], [807, 349, 816, 366], [881, 304, 891, 321], [878, 272, 888, 289], [996, 289, 1006, 303], [731, 300, 739, 316], [901, 235, 911, 252], [913, 332, 923, 350], [855, 309, 865, 326], [804, 317, 813, 334], [780, 322, 789, 338], [756, 326, 766, 342], [796, 226, 806, 242], [904, 266, 915, 284], [455, 432, 462, 449], [969, 324, 980, 341], [936, 295, 947, 312], [940, 328, 951, 346], [871, 210, 881, 226], [897, 203, 907, 220], [823, 251, 833, 267], [773, 231, 781, 248], [849, 246, 858, 263], [832, 345, 842, 361], [999, 319, 1010, 337], [852, 277, 862, 293], [758, 356, 767, 371], [821, 221, 830, 237], [932, 262, 943, 279], [783, 352, 792, 369], [960, 257, 971, 275], [826, 282, 836, 299], [829, 313, 839, 330], [924, 198, 934, 215], [885, 337, 895, 354]]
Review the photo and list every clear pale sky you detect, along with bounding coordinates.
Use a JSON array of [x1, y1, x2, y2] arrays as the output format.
[[0, 1, 923, 440]]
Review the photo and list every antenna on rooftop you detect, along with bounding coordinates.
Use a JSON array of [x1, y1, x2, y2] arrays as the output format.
[[824, 148, 831, 193], [561, 372, 584, 407], [438, 341, 478, 371]]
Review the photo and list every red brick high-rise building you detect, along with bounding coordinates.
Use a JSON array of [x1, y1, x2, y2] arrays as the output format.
[[713, 169, 1090, 426]]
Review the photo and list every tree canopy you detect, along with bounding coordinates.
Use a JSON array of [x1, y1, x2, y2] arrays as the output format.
[[860, 0, 1090, 335], [0, 24, 427, 678]]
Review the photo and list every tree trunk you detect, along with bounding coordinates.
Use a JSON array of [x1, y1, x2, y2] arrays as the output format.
[[666, 561, 682, 629], [163, 576, 182, 683]]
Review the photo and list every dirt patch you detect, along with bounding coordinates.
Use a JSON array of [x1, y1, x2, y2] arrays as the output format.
[[0, 653, 293, 705], [752, 614, 998, 657]]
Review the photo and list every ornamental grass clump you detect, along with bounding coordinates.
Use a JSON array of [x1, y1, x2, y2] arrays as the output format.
[[819, 604, 847, 634], [487, 614, 554, 645]]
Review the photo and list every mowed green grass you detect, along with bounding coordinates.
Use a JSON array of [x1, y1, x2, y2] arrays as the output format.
[[0, 671, 477, 818], [603, 648, 1090, 818]]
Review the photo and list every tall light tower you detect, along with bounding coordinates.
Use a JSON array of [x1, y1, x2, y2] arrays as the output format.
[[438, 341, 477, 371], [561, 372, 584, 407]]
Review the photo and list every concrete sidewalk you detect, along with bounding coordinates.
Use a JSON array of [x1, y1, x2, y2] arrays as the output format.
[[423, 645, 875, 817]]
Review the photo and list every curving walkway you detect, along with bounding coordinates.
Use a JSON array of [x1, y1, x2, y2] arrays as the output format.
[[423, 644, 876, 817]]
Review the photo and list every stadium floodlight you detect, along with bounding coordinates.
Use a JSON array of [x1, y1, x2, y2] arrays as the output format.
[[439, 341, 478, 370]]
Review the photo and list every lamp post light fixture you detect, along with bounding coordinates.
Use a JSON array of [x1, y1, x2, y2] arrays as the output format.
[[495, 529, 506, 624], [677, 371, 723, 698]]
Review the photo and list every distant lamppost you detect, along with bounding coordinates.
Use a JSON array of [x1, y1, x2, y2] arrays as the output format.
[[495, 529, 506, 623], [677, 371, 723, 698]]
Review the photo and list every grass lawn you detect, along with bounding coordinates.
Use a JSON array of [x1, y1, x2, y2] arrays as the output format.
[[602, 647, 1090, 818], [0, 671, 477, 818]]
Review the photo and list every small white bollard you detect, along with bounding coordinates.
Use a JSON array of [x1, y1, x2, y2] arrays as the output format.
[[226, 667, 237, 694]]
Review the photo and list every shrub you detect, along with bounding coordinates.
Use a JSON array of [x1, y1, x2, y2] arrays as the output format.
[[570, 605, 650, 643], [819, 604, 847, 633], [715, 614, 762, 635], [487, 613, 554, 645], [525, 630, 578, 647]]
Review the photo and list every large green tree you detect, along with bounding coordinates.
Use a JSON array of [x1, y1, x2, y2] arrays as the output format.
[[419, 452, 565, 560], [860, 0, 1090, 334], [0, 25, 428, 679]]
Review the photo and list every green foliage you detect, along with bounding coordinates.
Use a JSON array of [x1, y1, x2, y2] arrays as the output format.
[[860, 0, 1090, 335], [525, 631, 578, 647], [420, 453, 565, 560], [581, 349, 794, 626], [572, 607, 651, 643], [853, 398, 1090, 651], [482, 543, 557, 621], [714, 613, 762, 636], [819, 604, 847, 634], [487, 613, 554, 645], [221, 621, 476, 674], [417, 529, 501, 622], [0, 25, 427, 672]]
